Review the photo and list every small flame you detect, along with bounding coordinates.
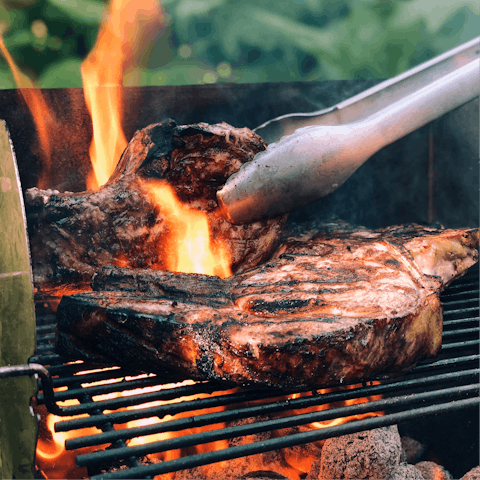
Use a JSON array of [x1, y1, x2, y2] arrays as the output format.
[[121, 381, 231, 478], [36, 367, 385, 480], [0, 35, 55, 188], [1, 0, 165, 191], [268, 384, 384, 478], [81, 0, 165, 189], [35, 398, 107, 479], [145, 180, 232, 278]]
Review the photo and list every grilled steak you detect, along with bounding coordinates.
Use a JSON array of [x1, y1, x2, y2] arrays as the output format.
[[25, 120, 286, 290], [55, 221, 478, 388]]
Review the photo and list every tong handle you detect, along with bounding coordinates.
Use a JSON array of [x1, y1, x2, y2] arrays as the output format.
[[218, 37, 480, 224], [0, 363, 64, 415], [363, 53, 480, 150], [255, 36, 480, 144]]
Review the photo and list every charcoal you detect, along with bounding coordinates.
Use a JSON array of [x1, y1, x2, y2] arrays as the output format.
[[460, 466, 480, 480], [415, 461, 453, 480], [318, 425, 402, 479], [86, 450, 153, 478], [401, 436, 426, 464], [388, 464, 425, 480], [239, 471, 291, 479]]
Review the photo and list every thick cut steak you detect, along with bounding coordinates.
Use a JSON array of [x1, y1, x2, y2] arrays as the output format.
[[55, 222, 478, 388], [25, 120, 286, 290]]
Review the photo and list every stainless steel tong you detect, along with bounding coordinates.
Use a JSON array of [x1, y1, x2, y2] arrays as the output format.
[[217, 36, 480, 224]]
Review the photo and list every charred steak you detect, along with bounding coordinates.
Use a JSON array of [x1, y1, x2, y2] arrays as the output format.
[[55, 221, 479, 389], [25, 120, 286, 290]]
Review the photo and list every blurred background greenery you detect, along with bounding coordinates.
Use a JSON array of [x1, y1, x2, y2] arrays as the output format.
[[0, 0, 478, 89]]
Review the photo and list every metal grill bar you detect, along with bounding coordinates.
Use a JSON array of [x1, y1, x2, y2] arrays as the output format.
[[37, 325, 55, 334], [54, 387, 303, 430], [36, 375, 230, 404], [54, 352, 479, 432], [441, 298, 478, 308], [36, 375, 170, 403], [442, 288, 479, 297], [89, 397, 480, 480], [66, 368, 479, 451], [443, 307, 478, 317], [66, 383, 149, 474], [411, 354, 478, 372], [32, 264, 479, 478], [445, 281, 477, 291], [442, 327, 479, 337], [77, 383, 479, 468], [443, 317, 478, 327], [58, 384, 265, 417], [441, 340, 478, 350]]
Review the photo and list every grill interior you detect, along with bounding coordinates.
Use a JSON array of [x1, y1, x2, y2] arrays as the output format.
[[31, 264, 479, 479], [0, 79, 475, 480]]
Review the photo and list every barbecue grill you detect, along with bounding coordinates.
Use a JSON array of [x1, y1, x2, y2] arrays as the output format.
[[0, 78, 478, 479], [24, 262, 478, 479]]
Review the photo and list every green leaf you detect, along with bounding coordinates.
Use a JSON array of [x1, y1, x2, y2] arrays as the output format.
[[143, 61, 219, 85], [432, 6, 480, 52], [44, 0, 103, 27], [2, 29, 34, 49], [174, 0, 229, 22], [390, 0, 480, 33], [217, 6, 338, 60], [301, 0, 327, 15], [39, 57, 83, 88], [0, 70, 15, 88]]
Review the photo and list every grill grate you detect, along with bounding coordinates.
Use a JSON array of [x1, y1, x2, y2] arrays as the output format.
[[31, 265, 479, 479]]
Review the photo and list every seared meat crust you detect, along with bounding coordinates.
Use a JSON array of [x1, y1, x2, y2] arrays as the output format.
[[26, 120, 286, 289], [55, 222, 478, 389]]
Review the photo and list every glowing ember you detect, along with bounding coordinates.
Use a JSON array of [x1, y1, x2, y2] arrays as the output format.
[[81, 0, 166, 189], [144, 180, 232, 278]]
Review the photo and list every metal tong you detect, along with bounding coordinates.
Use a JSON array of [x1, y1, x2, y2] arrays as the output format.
[[217, 36, 480, 224]]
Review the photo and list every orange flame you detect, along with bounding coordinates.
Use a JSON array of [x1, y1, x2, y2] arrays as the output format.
[[35, 398, 108, 479], [121, 380, 232, 478], [144, 180, 232, 278], [0, 35, 55, 188], [35, 365, 385, 480], [81, 0, 166, 189]]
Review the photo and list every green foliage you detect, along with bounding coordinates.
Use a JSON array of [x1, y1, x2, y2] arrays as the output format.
[[40, 56, 82, 87], [149, 0, 479, 85], [0, 0, 478, 88], [0, 0, 101, 87]]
